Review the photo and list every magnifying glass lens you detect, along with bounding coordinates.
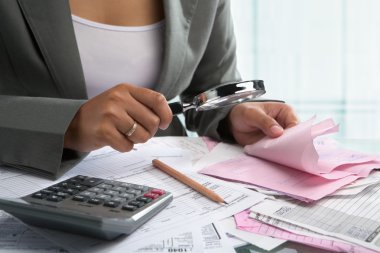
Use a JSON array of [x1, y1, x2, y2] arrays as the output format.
[[169, 80, 266, 114], [196, 89, 266, 111]]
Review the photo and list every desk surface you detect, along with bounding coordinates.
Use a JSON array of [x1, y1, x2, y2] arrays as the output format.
[[1, 137, 379, 253]]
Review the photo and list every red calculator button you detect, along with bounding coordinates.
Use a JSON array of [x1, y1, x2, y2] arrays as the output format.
[[144, 193, 159, 199], [151, 189, 165, 196], [150, 189, 165, 196]]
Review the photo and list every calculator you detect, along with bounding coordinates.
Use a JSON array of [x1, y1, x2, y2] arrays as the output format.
[[0, 175, 173, 240]]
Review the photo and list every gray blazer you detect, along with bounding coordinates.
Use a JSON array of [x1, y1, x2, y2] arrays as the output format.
[[0, 0, 240, 178]]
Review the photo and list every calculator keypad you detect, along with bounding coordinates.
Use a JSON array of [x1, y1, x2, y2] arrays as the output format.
[[24, 175, 168, 217]]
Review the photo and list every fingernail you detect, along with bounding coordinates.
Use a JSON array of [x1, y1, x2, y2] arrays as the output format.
[[270, 125, 283, 135]]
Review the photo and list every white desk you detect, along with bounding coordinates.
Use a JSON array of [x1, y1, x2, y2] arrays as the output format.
[[1, 137, 379, 253]]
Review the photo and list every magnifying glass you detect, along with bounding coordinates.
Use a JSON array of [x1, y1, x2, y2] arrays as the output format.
[[169, 80, 281, 115]]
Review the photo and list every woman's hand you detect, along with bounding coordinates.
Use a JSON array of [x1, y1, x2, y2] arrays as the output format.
[[64, 83, 172, 152], [227, 102, 299, 145]]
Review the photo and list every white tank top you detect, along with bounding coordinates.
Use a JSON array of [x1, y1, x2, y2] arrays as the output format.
[[72, 15, 165, 98]]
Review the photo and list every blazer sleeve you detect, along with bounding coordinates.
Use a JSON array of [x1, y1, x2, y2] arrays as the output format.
[[0, 95, 88, 179], [0, 0, 89, 179], [183, 0, 241, 142]]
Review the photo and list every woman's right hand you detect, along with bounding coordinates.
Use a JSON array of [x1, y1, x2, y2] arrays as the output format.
[[64, 83, 173, 152]]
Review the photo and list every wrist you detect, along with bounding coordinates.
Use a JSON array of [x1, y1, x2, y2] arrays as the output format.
[[217, 111, 236, 143]]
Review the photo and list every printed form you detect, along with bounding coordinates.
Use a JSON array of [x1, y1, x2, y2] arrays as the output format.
[[235, 210, 377, 253], [250, 182, 380, 252], [0, 211, 66, 253], [0, 137, 266, 252]]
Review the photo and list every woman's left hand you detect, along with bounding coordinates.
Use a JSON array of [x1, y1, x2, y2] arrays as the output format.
[[227, 102, 299, 145]]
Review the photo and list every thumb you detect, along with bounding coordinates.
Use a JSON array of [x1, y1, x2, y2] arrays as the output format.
[[250, 111, 284, 138]]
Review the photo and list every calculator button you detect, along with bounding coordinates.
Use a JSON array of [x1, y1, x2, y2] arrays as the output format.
[[62, 188, 78, 195], [72, 195, 87, 202], [131, 185, 148, 191], [81, 178, 104, 187], [72, 185, 87, 191], [144, 193, 159, 200], [98, 183, 113, 189], [56, 192, 69, 198], [118, 183, 133, 188], [96, 194, 112, 201], [121, 205, 137, 211], [128, 201, 145, 208], [40, 190, 54, 195], [111, 197, 124, 202], [125, 189, 141, 195], [32, 193, 45, 199], [87, 187, 103, 193], [111, 186, 126, 192], [68, 178, 81, 184], [103, 201, 120, 208], [59, 182, 70, 188], [87, 198, 103, 205], [118, 193, 135, 200], [48, 186, 62, 192], [46, 195, 63, 202], [151, 189, 165, 196], [136, 197, 153, 203], [76, 175, 87, 181], [103, 190, 119, 196], [79, 191, 97, 197]]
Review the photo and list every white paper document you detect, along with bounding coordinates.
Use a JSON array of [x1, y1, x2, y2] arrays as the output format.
[[250, 183, 380, 252], [214, 217, 286, 251], [0, 211, 65, 252], [129, 223, 232, 253], [0, 138, 266, 252]]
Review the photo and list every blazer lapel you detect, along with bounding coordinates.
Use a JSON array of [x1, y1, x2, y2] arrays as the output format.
[[156, 0, 198, 98], [17, 0, 87, 99]]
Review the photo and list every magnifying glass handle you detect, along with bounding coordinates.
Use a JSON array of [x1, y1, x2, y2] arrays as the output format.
[[169, 102, 184, 115]]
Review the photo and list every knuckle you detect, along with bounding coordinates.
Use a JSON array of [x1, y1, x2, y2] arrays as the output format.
[[114, 83, 129, 91], [124, 142, 134, 152], [150, 116, 161, 127], [145, 117, 160, 135], [153, 93, 167, 105], [281, 103, 293, 111], [241, 106, 254, 118], [98, 126, 113, 142], [143, 130, 154, 141], [102, 104, 119, 120], [109, 90, 124, 103], [108, 84, 131, 102], [136, 132, 151, 144], [115, 141, 134, 153]]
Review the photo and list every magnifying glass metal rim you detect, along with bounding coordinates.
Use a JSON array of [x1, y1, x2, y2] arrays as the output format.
[[169, 80, 269, 114]]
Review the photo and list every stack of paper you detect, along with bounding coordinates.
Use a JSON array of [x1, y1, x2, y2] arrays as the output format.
[[199, 117, 380, 201], [0, 137, 268, 253], [245, 175, 380, 252], [234, 209, 378, 253], [1, 135, 379, 252]]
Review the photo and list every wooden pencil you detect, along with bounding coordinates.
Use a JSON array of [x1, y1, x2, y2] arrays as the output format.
[[152, 159, 226, 204]]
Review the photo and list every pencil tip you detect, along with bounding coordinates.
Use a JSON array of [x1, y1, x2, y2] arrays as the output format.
[[223, 201, 228, 205]]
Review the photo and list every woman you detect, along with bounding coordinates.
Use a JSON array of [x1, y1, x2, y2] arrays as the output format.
[[0, 0, 298, 178]]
